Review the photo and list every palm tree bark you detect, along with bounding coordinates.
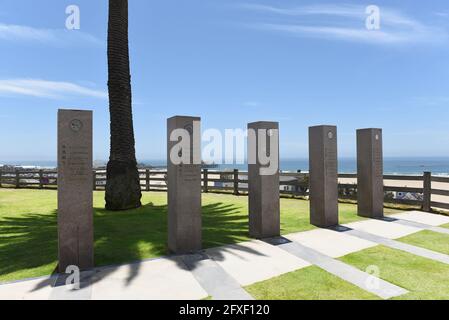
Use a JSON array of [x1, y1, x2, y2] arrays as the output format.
[[105, 0, 142, 210]]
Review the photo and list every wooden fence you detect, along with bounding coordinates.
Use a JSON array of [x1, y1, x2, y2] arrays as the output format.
[[1, 169, 449, 212]]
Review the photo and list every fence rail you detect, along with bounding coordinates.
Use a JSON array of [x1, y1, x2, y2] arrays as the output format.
[[1, 169, 448, 212]]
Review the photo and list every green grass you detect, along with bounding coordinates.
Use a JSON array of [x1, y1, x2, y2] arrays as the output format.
[[245, 265, 379, 300], [398, 230, 449, 256], [340, 246, 449, 300], [443, 223, 449, 229], [0, 189, 400, 283], [241, 245, 449, 300]]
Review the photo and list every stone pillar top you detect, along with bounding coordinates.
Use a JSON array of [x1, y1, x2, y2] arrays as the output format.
[[309, 125, 337, 133], [357, 128, 382, 132], [357, 128, 383, 138], [309, 124, 337, 128], [168, 115, 201, 121], [58, 109, 93, 113], [248, 121, 279, 128]]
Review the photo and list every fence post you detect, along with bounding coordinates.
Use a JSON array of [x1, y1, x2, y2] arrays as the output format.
[[0, 169, 2, 188], [146, 169, 150, 192], [15, 169, 20, 189], [422, 171, 431, 212], [233, 169, 239, 195], [93, 171, 97, 191], [203, 169, 209, 193], [39, 169, 43, 189]]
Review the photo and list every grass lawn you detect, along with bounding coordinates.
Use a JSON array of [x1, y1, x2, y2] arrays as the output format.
[[0, 189, 400, 283], [245, 244, 449, 300], [398, 230, 449, 256], [443, 223, 449, 229], [245, 266, 379, 300], [340, 246, 449, 300]]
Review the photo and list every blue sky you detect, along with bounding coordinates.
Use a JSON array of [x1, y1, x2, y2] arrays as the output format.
[[1, 0, 449, 163]]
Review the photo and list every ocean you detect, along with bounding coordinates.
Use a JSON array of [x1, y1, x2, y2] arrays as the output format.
[[2, 157, 449, 176]]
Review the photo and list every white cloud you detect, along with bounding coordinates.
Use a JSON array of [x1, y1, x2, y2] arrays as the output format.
[[434, 12, 449, 18], [253, 24, 422, 44], [240, 3, 363, 18], [243, 101, 260, 107], [239, 4, 448, 45], [410, 96, 449, 107], [0, 23, 103, 46], [0, 79, 107, 99]]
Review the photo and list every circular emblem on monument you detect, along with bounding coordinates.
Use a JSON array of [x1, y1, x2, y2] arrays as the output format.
[[328, 131, 334, 139], [70, 119, 83, 132], [375, 134, 379, 140], [267, 129, 274, 137], [184, 124, 193, 135]]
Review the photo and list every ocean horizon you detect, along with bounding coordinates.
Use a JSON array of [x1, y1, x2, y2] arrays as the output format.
[[2, 157, 449, 176]]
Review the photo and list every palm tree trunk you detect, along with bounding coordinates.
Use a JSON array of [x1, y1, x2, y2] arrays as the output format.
[[105, 0, 142, 210]]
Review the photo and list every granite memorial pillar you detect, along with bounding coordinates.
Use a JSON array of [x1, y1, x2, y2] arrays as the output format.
[[57, 109, 94, 272], [167, 116, 202, 253], [309, 125, 339, 227], [357, 128, 384, 218], [248, 121, 280, 238]]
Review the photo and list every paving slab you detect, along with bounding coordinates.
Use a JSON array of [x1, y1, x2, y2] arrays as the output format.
[[427, 226, 449, 235], [390, 211, 449, 227], [381, 216, 449, 235], [266, 237, 408, 300], [90, 257, 208, 300], [285, 228, 377, 258], [344, 219, 420, 239], [49, 282, 93, 300], [334, 227, 449, 265], [205, 240, 310, 286], [49, 271, 95, 300], [0, 277, 54, 300], [181, 253, 253, 300]]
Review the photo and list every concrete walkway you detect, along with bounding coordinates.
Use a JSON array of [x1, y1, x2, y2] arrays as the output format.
[[387, 211, 449, 235], [205, 240, 310, 286], [266, 237, 408, 299], [180, 253, 253, 300], [0, 211, 448, 300], [337, 227, 449, 265], [338, 212, 449, 265]]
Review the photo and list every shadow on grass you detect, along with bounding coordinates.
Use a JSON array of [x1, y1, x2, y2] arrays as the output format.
[[0, 198, 254, 286], [0, 213, 58, 279]]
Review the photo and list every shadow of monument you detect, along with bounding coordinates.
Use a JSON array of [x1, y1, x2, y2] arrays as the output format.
[[0, 198, 260, 291], [0, 212, 58, 280]]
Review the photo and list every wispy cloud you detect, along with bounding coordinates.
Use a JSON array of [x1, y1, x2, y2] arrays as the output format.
[[239, 4, 448, 45], [0, 79, 107, 99], [0, 23, 103, 46], [240, 3, 363, 18], [434, 12, 449, 18], [410, 96, 449, 107], [243, 101, 260, 107]]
